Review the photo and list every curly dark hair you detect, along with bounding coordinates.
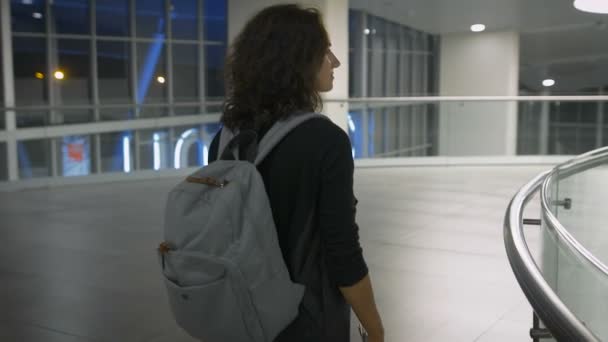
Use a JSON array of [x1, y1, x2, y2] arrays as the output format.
[[221, 4, 330, 131]]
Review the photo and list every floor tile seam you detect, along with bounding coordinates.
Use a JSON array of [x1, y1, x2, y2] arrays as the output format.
[[0, 317, 102, 341], [471, 299, 529, 341], [363, 239, 506, 259]]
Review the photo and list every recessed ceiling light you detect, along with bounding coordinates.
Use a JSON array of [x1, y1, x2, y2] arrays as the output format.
[[364, 28, 370, 35], [32, 12, 43, 19], [157, 76, 166, 84], [543, 79, 556, 87], [54, 70, 65, 80], [574, 0, 608, 14], [470, 24, 486, 33]]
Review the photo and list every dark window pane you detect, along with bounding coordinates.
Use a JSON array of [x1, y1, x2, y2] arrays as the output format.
[[0, 41, 3, 108], [60, 109, 94, 125], [136, 0, 165, 37], [174, 106, 199, 116], [204, 0, 226, 42], [98, 41, 131, 104], [11, 0, 46, 33], [205, 44, 225, 98], [96, 0, 129, 36], [0, 142, 6, 180], [18, 139, 51, 179], [171, 0, 198, 40], [17, 110, 49, 128], [56, 39, 91, 104], [139, 106, 167, 118], [173, 43, 198, 102], [136, 42, 167, 103], [100, 108, 133, 121], [138, 128, 171, 171], [52, 0, 90, 35], [13, 37, 47, 106], [100, 131, 133, 173]]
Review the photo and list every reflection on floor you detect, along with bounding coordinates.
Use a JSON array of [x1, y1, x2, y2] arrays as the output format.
[[0, 165, 547, 342]]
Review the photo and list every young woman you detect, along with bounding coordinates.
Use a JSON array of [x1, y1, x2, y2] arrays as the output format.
[[209, 4, 384, 342]]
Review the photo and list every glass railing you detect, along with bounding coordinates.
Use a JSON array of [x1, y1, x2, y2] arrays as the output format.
[[1, 96, 607, 186], [504, 146, 608, 341]]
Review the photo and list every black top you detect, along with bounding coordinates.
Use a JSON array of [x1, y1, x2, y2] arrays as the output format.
[[209, 116, 368, 341]]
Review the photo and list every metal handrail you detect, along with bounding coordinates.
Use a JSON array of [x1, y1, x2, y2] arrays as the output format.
[[504, 170, 598, 341], [505, 146, 608, 341], [325, 95, 608, 103], [1, 96, 607, 112]]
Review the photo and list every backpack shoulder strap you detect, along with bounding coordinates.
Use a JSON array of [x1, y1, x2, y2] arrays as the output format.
[[254, 113, 328, 165]]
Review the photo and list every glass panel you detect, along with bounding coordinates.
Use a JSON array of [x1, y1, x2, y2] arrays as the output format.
[[17, 110, 49, 128], [96, 0, 129, 36], [174, 106, 199, 116], [100, 107, 133, 121], [11, 0, 46, 33], [136, 0, 165, 38], [171, 0, 198, 40], [60, 109, 94, 125], [52, 0, 90, 35], [0, 39, 4, 108], [56, 39, 91, 105], [517, 101, 541, 155], [100, 131, 134, 173], [172, 125, 205, 168], [539, 159, 608, 340], [0, 142, 6, 181], [18, 138, 52, 179], [137, 128, 172, 171], [205, 44, 225, 99], [13, 37, 47, 106], [138, 105, 167, 118], [136, 42, 167, 103], [98, 41, 131, 104], [173, 43, 198, 102], [203, 0, 227, 42], [58, 134, 92, 177]]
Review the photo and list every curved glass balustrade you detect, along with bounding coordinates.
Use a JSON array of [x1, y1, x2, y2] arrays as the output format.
[[505, 146, 608, 341]]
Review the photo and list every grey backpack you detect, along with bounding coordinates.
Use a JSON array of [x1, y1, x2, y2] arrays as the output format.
[[158, 113, 327, 342]]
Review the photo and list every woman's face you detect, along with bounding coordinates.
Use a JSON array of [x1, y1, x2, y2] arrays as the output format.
[[315, 47, 340, 92]]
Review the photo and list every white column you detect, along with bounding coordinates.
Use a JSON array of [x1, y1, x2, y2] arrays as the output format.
[[438, 31, 519, 156], [1, 0, 18, 181], [227, 0, 349, 132]]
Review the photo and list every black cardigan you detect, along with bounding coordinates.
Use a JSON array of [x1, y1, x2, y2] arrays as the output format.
[[209, 116, 368, 341]]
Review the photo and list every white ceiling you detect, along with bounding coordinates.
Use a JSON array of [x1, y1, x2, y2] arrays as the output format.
[[349, 0, 608, 92]]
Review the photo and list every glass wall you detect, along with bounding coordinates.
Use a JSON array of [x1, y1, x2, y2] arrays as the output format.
[[348, 10, 439, 158], [7, 0, 227, 180], [518, 92, 608, 155]]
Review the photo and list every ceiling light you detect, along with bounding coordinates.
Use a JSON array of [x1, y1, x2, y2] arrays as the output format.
[[574, 0, 608, 14], [157, 76, 166, 84], [470, 24, 486, 33], [54, 71, 65, 80], [364, 28, 370, 35], [32, 12, 43, 19], [34, 72, 44, 79], [543, 79, 555, 87]]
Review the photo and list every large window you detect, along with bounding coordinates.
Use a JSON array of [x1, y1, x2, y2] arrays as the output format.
[[348, 10, 439, 158], [7, 0, 227, 179], [9, 0, 227, 126]]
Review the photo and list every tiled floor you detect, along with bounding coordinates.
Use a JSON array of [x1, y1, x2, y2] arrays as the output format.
[[0, 165, 549, 341]]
